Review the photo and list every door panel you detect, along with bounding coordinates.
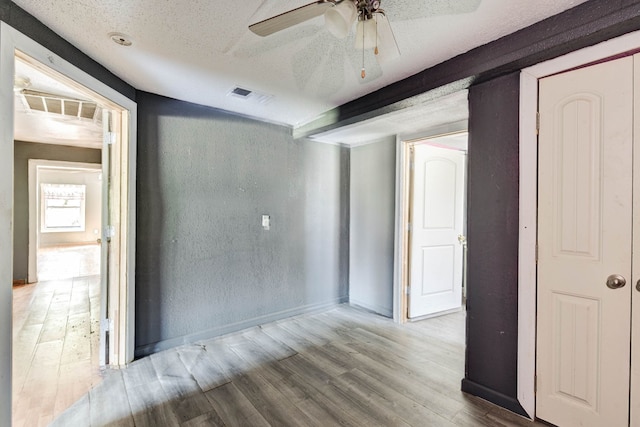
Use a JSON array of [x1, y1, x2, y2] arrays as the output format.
[[408, 144, 465, 318], [632, 54, 640, 427], [537, 57, 633, 427]]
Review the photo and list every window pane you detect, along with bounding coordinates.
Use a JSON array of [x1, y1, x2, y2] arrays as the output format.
[[41, 183, 86, 232]]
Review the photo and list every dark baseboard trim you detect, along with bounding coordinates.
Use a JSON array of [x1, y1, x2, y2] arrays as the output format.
[[461, 378, 530, 419], [12, 279, 27, 286]]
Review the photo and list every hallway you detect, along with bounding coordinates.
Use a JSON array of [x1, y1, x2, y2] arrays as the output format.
[[12, 245, 102, 427]]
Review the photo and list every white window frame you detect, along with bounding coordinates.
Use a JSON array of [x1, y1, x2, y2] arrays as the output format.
[[40, 183, 87, 233]]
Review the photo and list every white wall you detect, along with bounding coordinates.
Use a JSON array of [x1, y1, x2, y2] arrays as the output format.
[[349, 137, 396, 316]]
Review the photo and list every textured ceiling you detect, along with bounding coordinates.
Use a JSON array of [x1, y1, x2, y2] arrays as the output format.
[[11, 0, 590, 130]]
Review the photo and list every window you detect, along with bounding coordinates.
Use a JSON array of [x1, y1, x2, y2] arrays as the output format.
[[41, 183, 86, 232]]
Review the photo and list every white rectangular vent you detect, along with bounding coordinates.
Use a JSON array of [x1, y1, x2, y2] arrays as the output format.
[[20, 89, 101, 122], [227, 86, 273, 105]]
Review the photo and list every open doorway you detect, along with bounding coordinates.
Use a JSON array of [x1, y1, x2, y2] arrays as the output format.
[[0, 23, 137, 426], [12, 159, 103, 424], [394, 131, 468, 322]]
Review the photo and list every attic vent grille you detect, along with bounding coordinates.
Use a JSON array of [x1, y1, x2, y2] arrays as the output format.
[[227, 86, 273, 105], [21, 90, 101, 121]]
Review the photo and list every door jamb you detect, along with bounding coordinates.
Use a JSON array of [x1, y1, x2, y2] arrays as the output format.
[[519, 28, 640, 421], [393, 119, 468, 323], [28, 160, 102, 284], [0, 22, 137, 426]]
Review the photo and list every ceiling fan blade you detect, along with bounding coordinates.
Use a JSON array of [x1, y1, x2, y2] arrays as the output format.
[[375, 13, 400, 64], [249, 0, 336, 37]]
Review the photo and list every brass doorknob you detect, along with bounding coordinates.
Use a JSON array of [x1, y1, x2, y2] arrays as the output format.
[[606, 274, 626, 289], [636, 279, 640, 292]]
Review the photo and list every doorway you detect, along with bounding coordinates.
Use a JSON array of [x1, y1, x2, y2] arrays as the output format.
[[29, 162, 103, 282], [395, 131, 468, 322], [0, 23, 137, 426]]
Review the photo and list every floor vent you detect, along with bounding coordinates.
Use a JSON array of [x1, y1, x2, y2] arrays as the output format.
[[20, 89, 101, 121]]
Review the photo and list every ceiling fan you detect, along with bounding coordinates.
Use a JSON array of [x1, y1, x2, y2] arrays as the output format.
[[249, 0, 400, 79]]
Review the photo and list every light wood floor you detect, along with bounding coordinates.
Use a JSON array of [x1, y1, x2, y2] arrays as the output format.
[[50, 305, 545, 427], [12, 245, 102, 427]]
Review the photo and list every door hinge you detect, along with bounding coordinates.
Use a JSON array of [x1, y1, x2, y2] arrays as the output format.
[[536, 112, 540, 135], [104, 131, 117, 145], [105, 225, 116, 240], [407, 222, 412, 232], [535, 243, 539, 264], [405, 286, 411, 296], [101, 318, 110, 332]]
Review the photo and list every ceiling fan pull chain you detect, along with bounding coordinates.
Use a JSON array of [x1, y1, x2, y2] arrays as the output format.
[[374, 14, 379, 55], [361, 17, 366, 78]]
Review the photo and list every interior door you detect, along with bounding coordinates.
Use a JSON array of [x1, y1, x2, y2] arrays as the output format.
[[537, 56, 633, 427], [632, 54, 640, 427], [408, 144, 465, 318], [99, 109, 112, 366]]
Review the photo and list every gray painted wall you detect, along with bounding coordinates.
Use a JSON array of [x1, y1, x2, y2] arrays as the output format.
[[135, 91, 349, 355], [349, 138, 396, 317], [13, 141, 101, 281]]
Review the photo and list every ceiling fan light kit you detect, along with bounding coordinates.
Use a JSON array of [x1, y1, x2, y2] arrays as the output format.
[[325, 1, 357, 38], [248, 0, 400, 79], [355, 18, 377, 49], [373, 14, 400, 64]]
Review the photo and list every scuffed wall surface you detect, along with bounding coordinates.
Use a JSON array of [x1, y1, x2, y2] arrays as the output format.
[[135, 92, 349, 354]]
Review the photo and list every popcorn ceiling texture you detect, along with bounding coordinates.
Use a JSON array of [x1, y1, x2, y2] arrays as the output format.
[[12, 0, 589, 126]]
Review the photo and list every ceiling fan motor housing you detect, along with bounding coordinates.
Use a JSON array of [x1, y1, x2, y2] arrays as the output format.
[[356, 0, 381, 20]]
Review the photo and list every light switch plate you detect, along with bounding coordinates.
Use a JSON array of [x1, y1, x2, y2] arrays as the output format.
[[262, 214, 270, 230]]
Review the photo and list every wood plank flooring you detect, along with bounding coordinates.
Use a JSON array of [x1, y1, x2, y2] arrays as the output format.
[[51, 305, 545, 427], [12, 245, 102, 427]]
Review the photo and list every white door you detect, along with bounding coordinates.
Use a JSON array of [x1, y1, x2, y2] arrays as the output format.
[[99, 109, 112, 366], [537, 56, 633, 427], [632, 54, 640, 427], [408, 144, 465, 319]]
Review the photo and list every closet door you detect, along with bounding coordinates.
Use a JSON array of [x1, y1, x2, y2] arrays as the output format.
[[632, 54, 640, 427], [537, 56, 634, 427]]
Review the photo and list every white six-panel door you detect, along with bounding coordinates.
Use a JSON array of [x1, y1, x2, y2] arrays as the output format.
[[537, 56, 634, 427], [408, 144, 465, 319]]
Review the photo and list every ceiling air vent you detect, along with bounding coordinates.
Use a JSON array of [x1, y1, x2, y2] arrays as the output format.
[[20, 89, 101, 122], [227, 86, 273, 105]]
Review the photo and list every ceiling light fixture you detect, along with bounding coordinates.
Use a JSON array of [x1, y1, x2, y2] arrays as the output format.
[[325, 0, 398, 79], [249, 0, 400, 80]]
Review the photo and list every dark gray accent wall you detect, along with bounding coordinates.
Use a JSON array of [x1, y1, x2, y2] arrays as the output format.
[[13, 141, 101, 281], [462, 72, 524, 416], [349, 138, 396, 316], [135, 91, 349, 355]]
